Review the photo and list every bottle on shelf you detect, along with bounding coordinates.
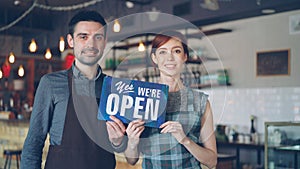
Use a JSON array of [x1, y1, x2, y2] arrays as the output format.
[[217, 69, 229, 85], [0, 98, 3, 111], [250, 115, 258, 143], [194, 67, 201, 85]]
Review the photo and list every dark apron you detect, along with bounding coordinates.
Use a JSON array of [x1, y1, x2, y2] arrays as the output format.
[[45, 69, 116, 169]]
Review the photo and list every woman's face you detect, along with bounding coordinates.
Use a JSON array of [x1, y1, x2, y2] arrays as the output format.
[[151, 38, 187, 78]]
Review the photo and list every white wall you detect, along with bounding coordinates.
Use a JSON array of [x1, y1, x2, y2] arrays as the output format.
[[201, 10, 300, 87], [199, 10, 300, 139]]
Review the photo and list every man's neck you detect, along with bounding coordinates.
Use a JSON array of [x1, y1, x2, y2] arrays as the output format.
[[75, 62, 98, 80]]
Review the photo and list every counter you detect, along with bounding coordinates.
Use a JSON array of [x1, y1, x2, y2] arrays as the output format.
[[217, 141, 264, 168], [0, 119, 29, 167], [2, 120, 253, 169], [0, 120, 136, 169]]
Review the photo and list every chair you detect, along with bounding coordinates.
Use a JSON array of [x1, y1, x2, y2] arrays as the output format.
[[3, 149, 22, 169]]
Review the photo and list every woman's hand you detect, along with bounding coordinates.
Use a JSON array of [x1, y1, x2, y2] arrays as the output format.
[[160, 121, 187, 144], [126, 119, 145, 149]]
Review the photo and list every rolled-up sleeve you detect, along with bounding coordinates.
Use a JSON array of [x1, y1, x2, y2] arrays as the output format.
[[111, 136, 128, 153], [21, 75, 54, 169]]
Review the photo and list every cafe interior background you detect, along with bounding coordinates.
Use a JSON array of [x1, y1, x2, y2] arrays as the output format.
[[0, 0, 300, 168]]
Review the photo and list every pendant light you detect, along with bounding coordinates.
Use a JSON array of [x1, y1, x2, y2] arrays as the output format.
[[45, 48, 52, 59], [126, 1, 134, 8], [138, 40, 145, 52], [18, 65, 25, 77], [8, 52, 15, 64], [29, 39, 38, 52], [113, 1, 121, 33], [59, 36, 65, 52], [113, 19, 121, 33]]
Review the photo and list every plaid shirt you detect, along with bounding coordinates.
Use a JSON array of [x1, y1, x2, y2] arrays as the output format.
[[140, 88, 208, 169]]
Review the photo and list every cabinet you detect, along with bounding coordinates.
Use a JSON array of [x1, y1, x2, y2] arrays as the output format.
[[264, 121, 300, 169], [104, 29, 231, 88]]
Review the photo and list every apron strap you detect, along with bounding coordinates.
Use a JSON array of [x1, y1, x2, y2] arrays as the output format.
[[187, 88, 195, 112], [67, 68, 73, 94]]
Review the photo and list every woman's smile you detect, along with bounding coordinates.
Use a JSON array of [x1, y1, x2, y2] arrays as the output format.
[[164, 63, 177, 69]]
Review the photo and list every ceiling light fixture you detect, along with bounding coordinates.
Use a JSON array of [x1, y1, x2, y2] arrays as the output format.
[[148, 7, 160, 22], [29, 39, 38, 52], [8, 52, 15, 64], [200, 0, 219, 11], [45, 48, 52, 59], [138, 41, 145, 52], [18, 65, 25, 77], [14, 0, 21, 6], [113, 19, 121, 33], [262, 9, 276, 14], [256, 0, 261, 5], [59, 36, 65, 52], [126, 1, 134, 8]]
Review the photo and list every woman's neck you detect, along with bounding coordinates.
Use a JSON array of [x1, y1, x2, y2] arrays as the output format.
[[159, 75, 184, 92]]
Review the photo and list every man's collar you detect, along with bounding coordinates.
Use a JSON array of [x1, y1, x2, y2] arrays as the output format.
[[72, 63, 102, 80]]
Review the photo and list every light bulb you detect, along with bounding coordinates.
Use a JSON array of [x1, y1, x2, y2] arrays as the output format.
[[138, 41, 145, 52], [14, 0, 21, 6], [10, 98, 14, 107], [0, 70, 2, 79], [45, 48, 52, 59], [29, 39, 37, 52], [8, 52, 15, 64], [113, 19, 121, 33], [18, 65, 25, 77], [126, 1, 134, 8], [59, 36, 65, 52]]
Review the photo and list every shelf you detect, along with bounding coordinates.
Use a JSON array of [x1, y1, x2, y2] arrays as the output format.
[[106, 63, 148, 71], [190, 83, 230, 89], [111, 29, 232, 50], [0, 119, 30, 123], [108, 28, 232, 87], [186, 59, 203, 64], [186, 28, 232, 39], [112, 40, 152, 50], [275, 145, 300, 151], [186, 56, 219, 64]]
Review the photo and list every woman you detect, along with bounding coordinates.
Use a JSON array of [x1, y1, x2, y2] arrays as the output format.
[[124, 30, 217, 169]]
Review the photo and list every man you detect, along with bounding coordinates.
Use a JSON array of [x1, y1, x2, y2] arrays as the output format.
[[21, 10, 126, 169]]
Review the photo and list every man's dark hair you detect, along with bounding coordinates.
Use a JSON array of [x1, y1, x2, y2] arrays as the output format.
[[68, 10, 107, 37]]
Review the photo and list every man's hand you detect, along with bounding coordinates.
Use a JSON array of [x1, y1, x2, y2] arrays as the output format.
[[106, 116, 126, 146], [126, 119, 145, 149]]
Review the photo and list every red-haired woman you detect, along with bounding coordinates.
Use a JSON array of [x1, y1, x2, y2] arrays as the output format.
[[124, 30, 217, 169]]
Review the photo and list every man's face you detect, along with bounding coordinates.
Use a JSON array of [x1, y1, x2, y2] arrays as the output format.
[[67, 21, 106, 66]]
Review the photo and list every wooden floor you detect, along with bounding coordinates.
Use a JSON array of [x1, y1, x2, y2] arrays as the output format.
[[115, 153, 142, 169], [116, 161, 142, 169], [114, 155, 215, 169]]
